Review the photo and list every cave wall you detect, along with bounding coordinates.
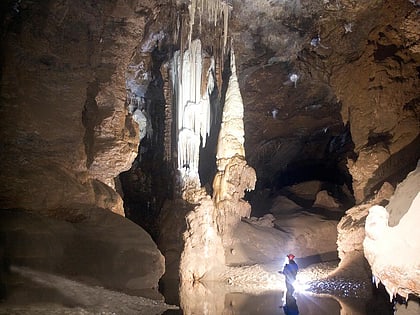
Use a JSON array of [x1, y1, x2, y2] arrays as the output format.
[[330, 1, 420, 202], [0, 0, 156, 214], [0, 0, 170, 297]]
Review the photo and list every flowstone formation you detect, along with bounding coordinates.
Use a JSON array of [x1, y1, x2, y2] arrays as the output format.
[[173, 38, 216, 200], [363, 161, 420, 300]]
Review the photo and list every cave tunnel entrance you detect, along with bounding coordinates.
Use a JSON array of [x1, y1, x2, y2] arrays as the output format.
[[248, 158, 355, 220], [273, 159, 354, 208], [247, 121, 356, 219]]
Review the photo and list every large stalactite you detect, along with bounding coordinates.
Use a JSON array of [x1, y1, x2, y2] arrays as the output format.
[[172, 39, 216, 199]]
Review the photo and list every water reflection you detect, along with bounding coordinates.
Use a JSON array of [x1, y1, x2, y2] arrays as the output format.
[[283, 292, 299, 315], [162, 279, 394, 315]]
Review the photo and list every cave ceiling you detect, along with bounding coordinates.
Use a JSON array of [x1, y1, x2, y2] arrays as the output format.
[[157, 0, 420, 193]]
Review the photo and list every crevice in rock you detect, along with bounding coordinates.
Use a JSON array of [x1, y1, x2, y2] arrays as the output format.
[[373, 43, 399, 62], [82, 80, 100, 168], [118, 44, 171, 241]]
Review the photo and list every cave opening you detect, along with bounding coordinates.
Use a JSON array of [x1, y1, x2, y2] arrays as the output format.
[[274, 160, 354, 207], [247, 120, 356, 220]]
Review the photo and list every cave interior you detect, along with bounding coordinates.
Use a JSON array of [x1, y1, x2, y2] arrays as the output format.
[[0, 0, 420, 314]]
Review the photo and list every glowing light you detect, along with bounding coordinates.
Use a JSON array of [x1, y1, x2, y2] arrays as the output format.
[[293, 279, 310, 293]]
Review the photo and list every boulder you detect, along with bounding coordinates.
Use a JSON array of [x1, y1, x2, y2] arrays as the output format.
[[0, 208, 165, 297], [313, 190, 340, 209], [270, 195, 303, 215]]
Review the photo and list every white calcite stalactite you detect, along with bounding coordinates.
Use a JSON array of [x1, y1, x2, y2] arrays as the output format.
[[172, 39, 216, 199], [187, 0, 231, 53]]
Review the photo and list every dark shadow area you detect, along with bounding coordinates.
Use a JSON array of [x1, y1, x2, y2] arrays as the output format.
[[118, 43, 171, 241], [366, 283, 395, 315], [295, 253, 339, 268], [366, 134, 420, 200]]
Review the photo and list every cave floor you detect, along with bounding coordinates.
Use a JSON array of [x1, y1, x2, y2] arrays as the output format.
[[0, 261, 394, 315]]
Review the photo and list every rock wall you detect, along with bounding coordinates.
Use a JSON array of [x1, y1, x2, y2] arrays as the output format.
[[336, 160, 420, 301], [0, 0, 166, 297], [0, 0, 154, 214], [334, 182, 394, 280], [0, 207, 165, 297], [329, 0, 420, 202]]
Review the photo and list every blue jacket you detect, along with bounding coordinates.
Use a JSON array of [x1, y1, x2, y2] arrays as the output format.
[[283, 260, 298, 283]]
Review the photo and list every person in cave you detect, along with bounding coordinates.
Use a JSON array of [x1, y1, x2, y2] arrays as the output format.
[[281, 254, 299, 294]]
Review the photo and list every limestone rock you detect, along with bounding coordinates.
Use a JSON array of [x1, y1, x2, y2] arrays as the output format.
[[334, 182, 394, 279], [283, 181, 323, 202], [347, 147, 391, 203], [0, 0, 150, 215], [215, 48, 246, 168], [0, 207, 165, 295], [212, 49, 256, 242], [245, 214, 276, 227], [270, 195, 303, 215], [364, 162, 420, 299], [179, 48, 256, 283], [179, 197, 225, 282], [386, 161, 420, 226], [313, 190, 340, 209], [274, 212, 338, 259]]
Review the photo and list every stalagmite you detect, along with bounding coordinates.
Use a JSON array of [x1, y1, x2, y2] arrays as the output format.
[[179, 45, 255, 285], [215, 46, 245, 167], [212, 46, 256, 242]]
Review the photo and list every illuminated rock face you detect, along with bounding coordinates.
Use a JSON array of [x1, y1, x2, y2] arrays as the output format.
[[0, 0, 148, 215], [0, 0, 165, 297], [363, 162, 420, 299], [179, 197, 226, 282]]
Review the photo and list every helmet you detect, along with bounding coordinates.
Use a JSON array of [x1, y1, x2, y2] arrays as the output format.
[[287, 254, 295, 260]]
